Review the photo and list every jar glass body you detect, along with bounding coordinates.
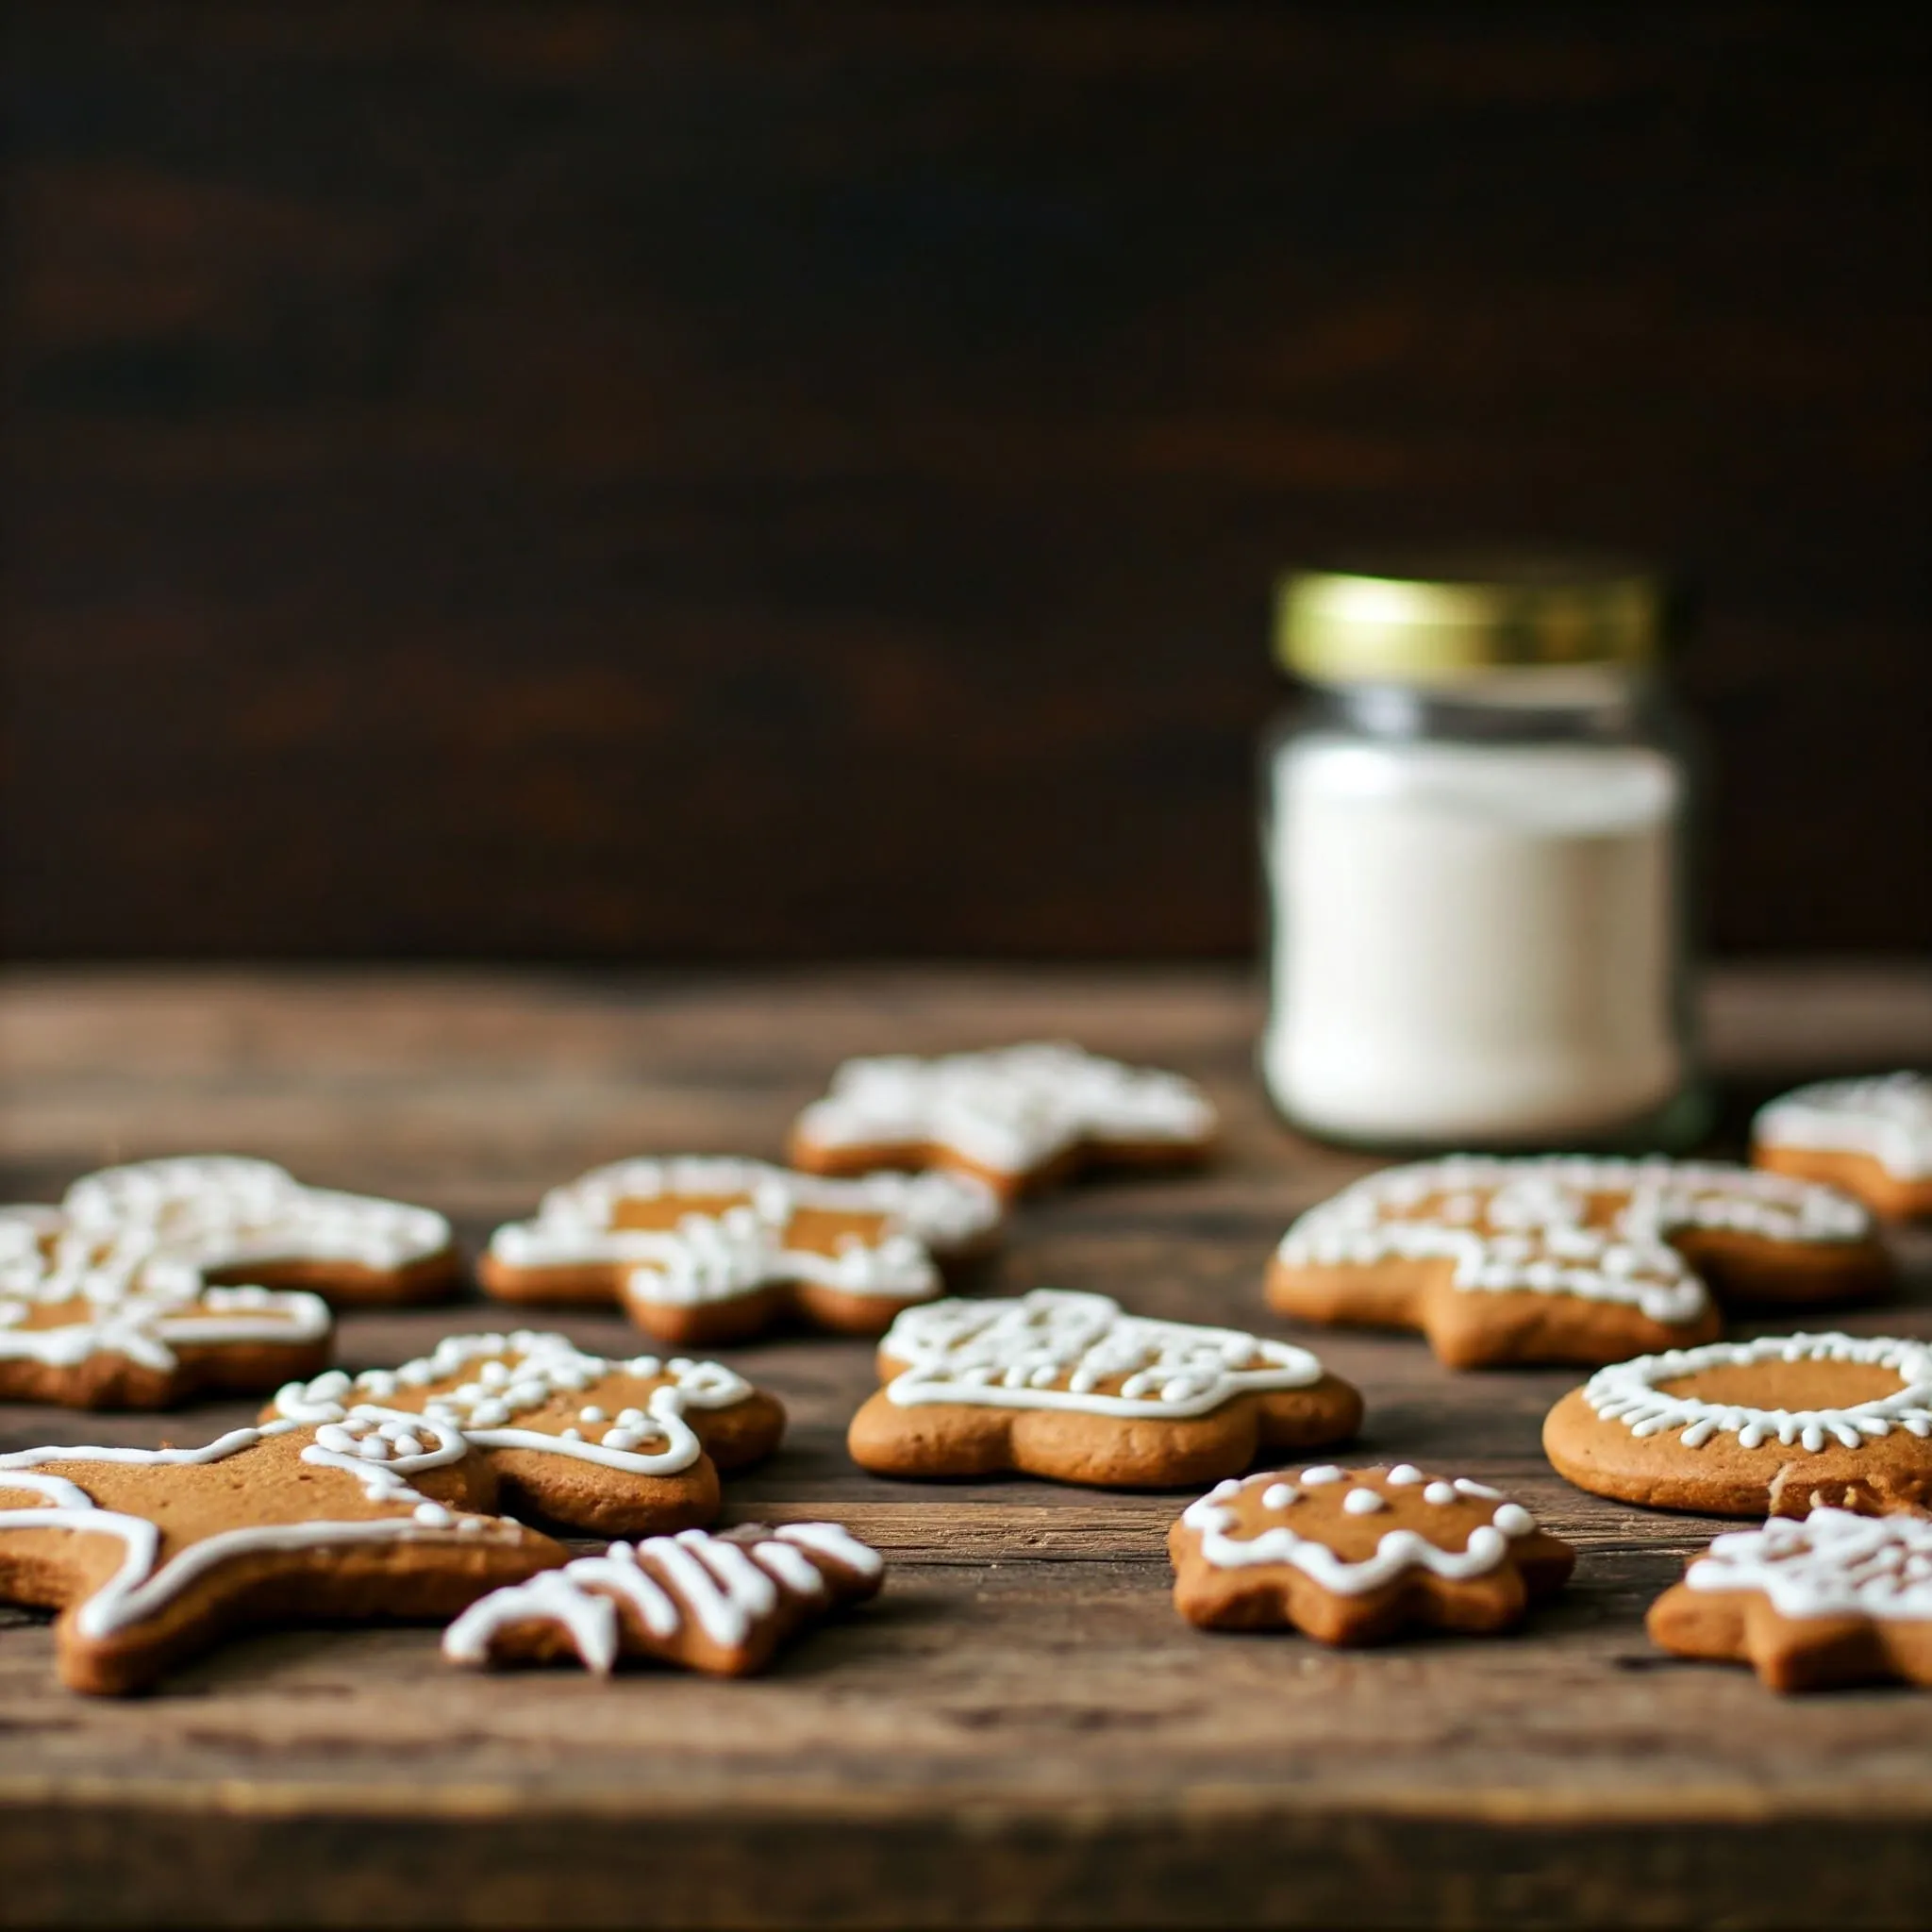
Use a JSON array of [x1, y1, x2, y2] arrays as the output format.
[[1259, 667, 1707, 1151]]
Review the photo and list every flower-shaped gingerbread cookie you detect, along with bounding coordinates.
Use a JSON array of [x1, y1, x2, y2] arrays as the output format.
[[2, 1156, 458, 1408], [789, 1041, 1217, 1198], [1543, 1333, 1932, 1517], [480, 1158, 1003, 1345], [1172, 1464, 1574, 1644], [272, 1331, 786, 1536], [1754, 1073, 1932, 1220], [0, 1410, 561, 1693], [445, 1522, 884, 1677], [846, 1289, 1361, 1490], [1647, 1507, 1932, 1691], [1268, 1156, 1886, 1370]]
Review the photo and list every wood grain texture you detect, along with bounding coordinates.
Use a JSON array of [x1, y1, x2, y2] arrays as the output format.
[[1, 964, 1931, 1927], [3, 6, 1928, 961]]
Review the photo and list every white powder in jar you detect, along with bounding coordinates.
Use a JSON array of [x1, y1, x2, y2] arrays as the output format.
[[1262, 735, 1684, 1143]]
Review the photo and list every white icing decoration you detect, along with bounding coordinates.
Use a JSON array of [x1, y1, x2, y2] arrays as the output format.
[[795, 1041, 1216, 1178], [1387, 1464, 1424, 1485], [1275, 1155, 1872, 1328], [1342, 1489, 1386, 1515], [877, 1290, 1323, 1420], [1300, 1466, 1344, 1486], [441, 1523, 882, 1672], [0, 1408, 500, 1640], [1183, 1473, 1540, 1593], [0, 1154, 448, 1374], [1685, 1507, 1932, 1621], [487, 1156, 1002, 1307], [1755, 1074, 1932, 1183], [1261, 1483, 1298, 1509], [273, 1331, 756, 1478], [1423, 1482, 1458, 1506], [1582, 1332, 1932, 1453]]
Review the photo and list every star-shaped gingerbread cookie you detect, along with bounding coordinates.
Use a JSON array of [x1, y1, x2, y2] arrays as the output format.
[[271, 1330, 786, 1536], [1268, 1156, 1887, 1369], [1754, 1073, 1932, 1221], [846, 1290, 1361, 1490], [1543, 1331, 1932, 1517], [1171, 1464, 1574, 1644], [444, 1521, 884, 1676], [0, 1410, 561, 1693], [2, 1156, 459, 1408], [788, 1041, 1217, 1198], [479, 1157, 1003, 1344], [1647, 1507, 1932, 1691]]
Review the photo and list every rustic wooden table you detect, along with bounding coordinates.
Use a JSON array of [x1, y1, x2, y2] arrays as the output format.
[[2, 964, 1929, 1930]]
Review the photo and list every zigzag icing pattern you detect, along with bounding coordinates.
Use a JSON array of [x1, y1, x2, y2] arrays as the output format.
[[1275, 1156, 1873, 1326], [0, 1410, 504, 1639], [1582, 1333, 1932, 1453], [1755, 1074, 1932, 1182], [1685, 1507, 1932, 1621], [488, 1157, 1002, 1305], [879, 1289, 1324, 1420], [274, 1330, 756, 1478], [1182, 1464, 1540, 1595], [796, 1042, 1216, 1177]]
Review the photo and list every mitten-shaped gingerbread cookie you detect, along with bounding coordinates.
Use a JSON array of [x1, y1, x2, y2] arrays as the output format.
[[790, 1042, 1216, 1197], [481, 1157, 1002, 1344], [1647, 1507, 1932, 1691], [1171, 1464, 1574, 1644], [1754, 1074, 1932, 1221], [1543, 1332, 1932, 1517], [1269, 1156, 1886, 1369], [847, 1290, 1360, 1490]]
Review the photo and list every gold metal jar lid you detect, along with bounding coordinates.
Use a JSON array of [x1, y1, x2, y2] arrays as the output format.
[[1275, 555, 1666, 684]]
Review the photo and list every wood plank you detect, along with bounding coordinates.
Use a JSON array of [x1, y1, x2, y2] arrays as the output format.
[[1, 965, 1929, 1926], [4, 7, 1928, 961]]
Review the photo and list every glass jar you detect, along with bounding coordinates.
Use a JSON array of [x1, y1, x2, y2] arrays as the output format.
[[1260, 558, 1707, 1151]]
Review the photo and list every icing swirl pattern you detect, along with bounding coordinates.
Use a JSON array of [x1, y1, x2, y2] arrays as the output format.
[[1755, 1074, 1932, 1183], [1685, 1507, 1932, 1622]]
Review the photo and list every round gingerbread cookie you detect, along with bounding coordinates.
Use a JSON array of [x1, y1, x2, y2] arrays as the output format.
[[1543, 1332, 1932, 1517], [1753, 1073, 1932, 1221]]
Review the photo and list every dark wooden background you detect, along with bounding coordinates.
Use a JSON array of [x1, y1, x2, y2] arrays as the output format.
[[3, 4, 1927, 962]]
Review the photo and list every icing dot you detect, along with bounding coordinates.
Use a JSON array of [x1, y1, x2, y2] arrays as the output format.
[[1341, 1489, 1386, 1515], [1261, 1483, 1298, 1510], [1386, 1464, 1424, 1485], [604, 1428, 641, 1451], [1423, 1482, 1458, 1506], [1300, 1465, 1345, 1486], [578, 1407, 606, 1424], [1491, 1503, 1535, 1537], [413, 1502, 453, 1528]]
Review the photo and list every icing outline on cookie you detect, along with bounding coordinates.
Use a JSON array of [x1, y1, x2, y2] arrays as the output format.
[[1685, 1507, 1932, 1622], [1275, 1156, 1873, 1326], [273, 1331, 756, 1478], [1181, 1469, 1539, 1595], [795, 1042, 1216, 1180], [1755, 1074, 1932, 1183], [878, 1290, 1323, 1421], [1582, 1333, 1932, 1453], [0, 1408, 508, 1641], [488, 1157, 1001, 1307]]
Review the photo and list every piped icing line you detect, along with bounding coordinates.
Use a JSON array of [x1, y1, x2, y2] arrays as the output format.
[[272, 1330, 756, 1478], [877, 1290, 1323, 1420], [795, 1041, 1216, 1177], [442, 1523, 885, 1672], [1581, 1333, 1932, 1453], [1275, 1155, 1874, 1326], [1754, 1074, 1932, 1182], [487, 1158, 1002, 1306], [0, 1409, 506, 1640], [1684, 1507, 1932, 1621], [1181, 1471, 1540, 1594], [0, 1282, 332, 1373]]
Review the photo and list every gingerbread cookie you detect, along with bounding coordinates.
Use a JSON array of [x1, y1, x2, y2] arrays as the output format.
[[1171, 1463, 1574, 1644], [444, 1521, 884, 1676], [789, 1041, 1217, 1197], [0, 1410, 561, 1693], [1754, 1074, 1932, 1221], [1268, 1156, 1887, 1370], [272, 1331, 785, 1537], [1647, 1507, 1932, 1692], [1543, 1332, 1932, 1517], [846, 1289, 1361, 1489], [480, 1157, 1003, 1344]]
